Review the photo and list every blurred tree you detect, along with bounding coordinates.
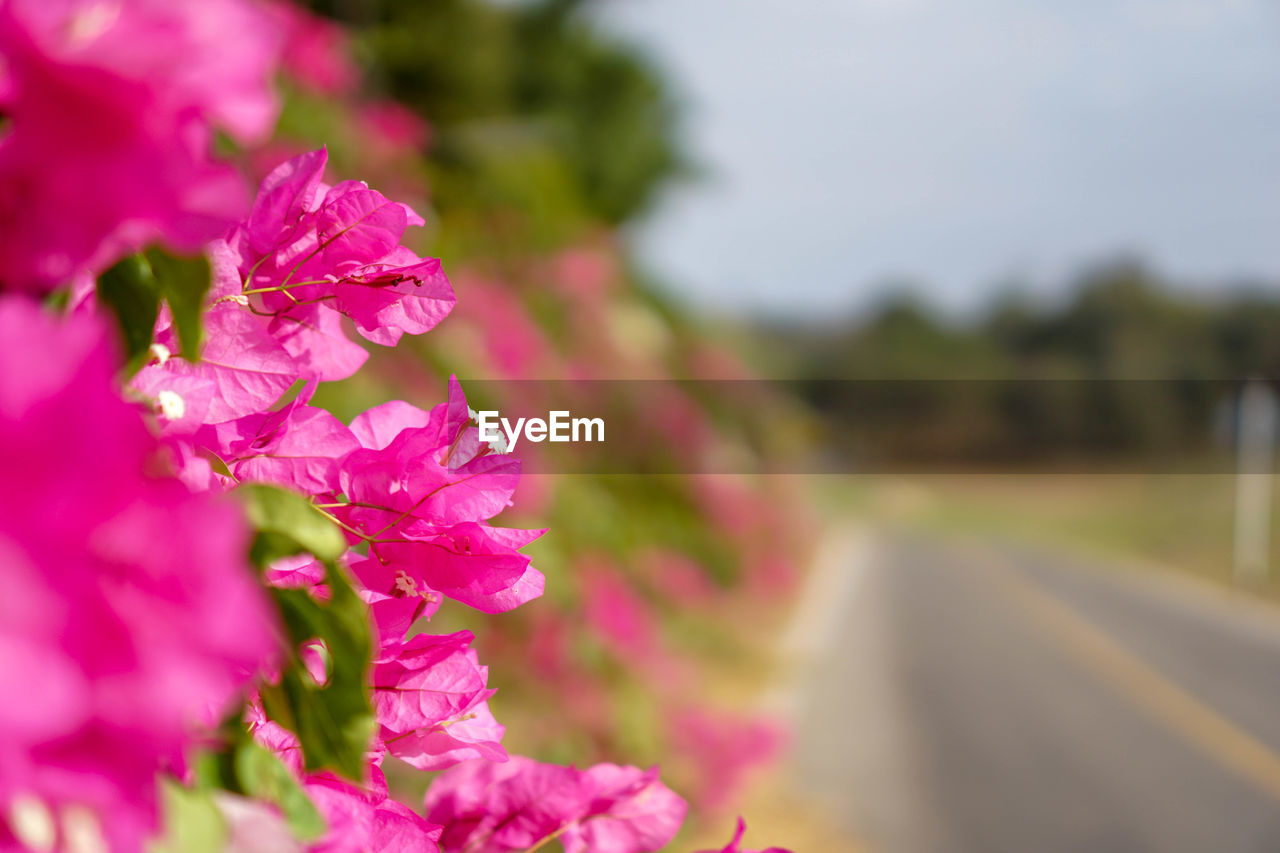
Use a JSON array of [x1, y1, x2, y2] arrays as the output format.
[[307, 0, 685, 226], [763, 260, 1280, 467]]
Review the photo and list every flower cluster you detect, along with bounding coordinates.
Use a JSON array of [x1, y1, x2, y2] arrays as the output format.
[[0, 299, 275, 851], [424, 758, 687, 853], [135, 148, 680, 851], [131, 146, 456, 441], [227, 147, 454, 350], [0, 0, 281, 290], [0, 3, 791, 851]]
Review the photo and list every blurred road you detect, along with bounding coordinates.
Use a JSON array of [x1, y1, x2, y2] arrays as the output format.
[[792, 531, 1280, 853]]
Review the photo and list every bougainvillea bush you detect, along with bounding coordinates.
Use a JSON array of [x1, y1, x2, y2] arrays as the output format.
[[270, 3, 811, 823], [0, 1, 795, 852]]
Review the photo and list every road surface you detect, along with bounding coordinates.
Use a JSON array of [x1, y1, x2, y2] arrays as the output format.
[[791, 531, 1280, 853]]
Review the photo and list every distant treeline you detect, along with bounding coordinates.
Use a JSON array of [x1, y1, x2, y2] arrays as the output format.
[[761, 261, 1280, 467]]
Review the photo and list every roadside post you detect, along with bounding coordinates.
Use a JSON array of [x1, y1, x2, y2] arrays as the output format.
[[1233, 379, 1278, 583]]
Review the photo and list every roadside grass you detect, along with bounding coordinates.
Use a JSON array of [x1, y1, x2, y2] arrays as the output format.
[[672, 571, 870, 853]]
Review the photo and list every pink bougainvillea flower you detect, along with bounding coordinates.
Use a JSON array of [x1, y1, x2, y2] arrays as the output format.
[[130, 243, 367, 461], [228, 148, 455, 347], [669, 710, 786, 813], [346, 398, 434, 450], [743, 552, 799, 601], [446, 276, 557, 380], [692, 475, 766, 541], [264, 300, 372, 384], [694, 818, 792, 853], [580, 564, 662, 669], [332, 379, 545, 614], [136, 142, 451, 419], [304, 770, 442, 853], [371, 631, 506, 771], [269, 2, 360, 96], [367, 522, 545, 614], [0, 0, 282, 290], [132, 295, 300, 428], [550, 246, 617, 301], [357, 101, 430, 160], [423, 758, 686, 853], [336, 377, 521, 524], [0, 297, 276, 850], [4, 0, 281, 140], [245, 716, 440, 853], [192, 381, 360, 494], [264, 553, 328, 591], [424, 759, 585, 853], [348, 556, 441, 652], [246, 715, 306, 778], [228, 234, 374, 379], [638, 548, 718, 610], [339, 432, 519, 525], [559, 764, 689, 853]]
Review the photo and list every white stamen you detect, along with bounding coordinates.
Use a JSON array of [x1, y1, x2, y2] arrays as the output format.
[[67, 2, 120, 46], [489, 431, 510, 454], [157, 390, 185, 421], [229, 294, 250, 306], [62, 806, 108, 853], [148, 342, 171, 365], [8, 794, 55, 852]]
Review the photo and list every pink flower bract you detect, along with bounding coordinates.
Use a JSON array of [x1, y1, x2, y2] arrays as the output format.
[[333, 379, 545, 614], [192, 382, 360, 494], [423, 758, 686, 853], [0, 296, 276, 851], [305, 771, 442, 853], [694, 818, 792, 853], [230, 148, 455, 347], [271, 2, 360, 97], [0, 0, 282, 290], [372, 632, 506, 771]]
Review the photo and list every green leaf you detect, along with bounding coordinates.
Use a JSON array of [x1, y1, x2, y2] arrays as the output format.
[[146, 248, 211, 360], [238, 483, 347, 566], [234, 741, 327, 840], [149, 781, 227, 853], [235, 488, 372, 780], [199, 449, 235, 480], [190, 751, 229, 792], [97, 254, 160, 369], [267, 562, 376, 780]]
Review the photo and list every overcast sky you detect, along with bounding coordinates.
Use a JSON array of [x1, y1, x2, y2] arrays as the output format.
[[598, 0, 1280, 319]]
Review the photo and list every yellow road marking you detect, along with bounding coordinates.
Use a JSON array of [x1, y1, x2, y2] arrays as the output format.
[[981, 548, 1280, 803]]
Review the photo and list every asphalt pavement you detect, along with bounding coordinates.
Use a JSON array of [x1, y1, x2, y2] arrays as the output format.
[[791, 531, 1280, 853]]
